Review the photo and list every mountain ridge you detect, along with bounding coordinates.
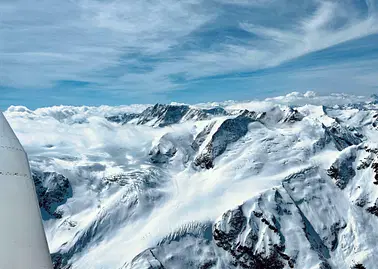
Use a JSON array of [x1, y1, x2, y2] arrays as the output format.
[[4, 92, 378, 269]]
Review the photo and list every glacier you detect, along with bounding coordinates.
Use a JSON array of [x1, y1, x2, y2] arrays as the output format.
[[4, 91, 378, 269]]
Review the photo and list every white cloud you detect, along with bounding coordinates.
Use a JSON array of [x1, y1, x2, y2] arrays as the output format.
[[302, 1, 336, 32], [237, 1, 378, 70]]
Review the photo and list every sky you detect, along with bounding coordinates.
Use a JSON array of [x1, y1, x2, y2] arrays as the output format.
[[1, 0, 378, 109]]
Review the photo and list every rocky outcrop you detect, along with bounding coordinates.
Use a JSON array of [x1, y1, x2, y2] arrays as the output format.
[[211, 167, 350, 269], [213, 191, 292, 268], [193, 107, 305, 169], [326, 122, 363, 151], [105, 113, 139, 124], [213, 207, 247, 252], [149, 132, 194, 165], [356, 146, 378, 184], [51, 252, 71, 269], [194, 110, 256, 169], [373, 115, 378, 128], [137, 104, 190, 127], [351, 264, 367, 269], [357, 153, 375, 170], [256, 106, 304, 125], [280, 107, 304, 123], [32, 170, 72, 219], [373, 161, 378, 185], [183, 107, 227, 122], [366, 202, 378, 217], [149, 134, 178, 164], [191, 122, 215, 152], [314, 122, 363, 152], [327, 147, 357, 189], [106, 104, 228, 127]]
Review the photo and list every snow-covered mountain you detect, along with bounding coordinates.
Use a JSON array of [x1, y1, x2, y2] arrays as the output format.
[[4, 92, 378, 269]]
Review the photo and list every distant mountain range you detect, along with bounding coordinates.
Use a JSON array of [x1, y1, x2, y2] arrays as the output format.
[[4, 92, 378, 269]]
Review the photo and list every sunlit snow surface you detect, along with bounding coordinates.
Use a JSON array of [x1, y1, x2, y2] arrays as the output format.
[[4, 92, 378, 269]]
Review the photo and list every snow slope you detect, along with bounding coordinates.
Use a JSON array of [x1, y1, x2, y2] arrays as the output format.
[[4, 92, 378, 269]]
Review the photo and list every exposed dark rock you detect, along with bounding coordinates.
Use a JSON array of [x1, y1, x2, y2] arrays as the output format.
[[366, 197, 378, 217], [281, 107, 304, 123], [296, 204, 330, 260], [351, 263, 366, 269], [213, 205, 287, 269], [51, 252, 71, 269], [372, 113, 378, 128], [184, 107, 228, 121], [194, 153, 214, 169], [357, 154, 375, 170], [315, 122, 363, 152], [203, 107, 227, 116], [105, 113, 139, 124], [137, 104, 190, 127], [326, 122, 363, 151], [319, 262, 332, 269], [355, 197, 368, 207], [107, 104, 228, 127], [372, 162, 378, 184], [149, 132, 194, 165], [363, 147, 378, 184], [192, 122, 215, 152], [106, 104, 228, 127], [149, 134, 178, 164], [365, 147, 378, 154], [329, 222, 347, 251], [32, 170, 72, 220], [213, 206, 247, 251], [232, 247, 285, 269], [255, 106, 304, 125], [194, 110, 256, 169], [327, 149, 357, 189], [150, 147, 177, 164], [366, 205, 378, 217]]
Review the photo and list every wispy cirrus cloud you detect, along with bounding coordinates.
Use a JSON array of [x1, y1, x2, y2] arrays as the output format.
[[0, 0, 378, 108], [0, 0, 211, 88]]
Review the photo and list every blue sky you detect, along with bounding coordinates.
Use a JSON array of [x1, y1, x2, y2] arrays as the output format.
[[1, 0, 378, 109]]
